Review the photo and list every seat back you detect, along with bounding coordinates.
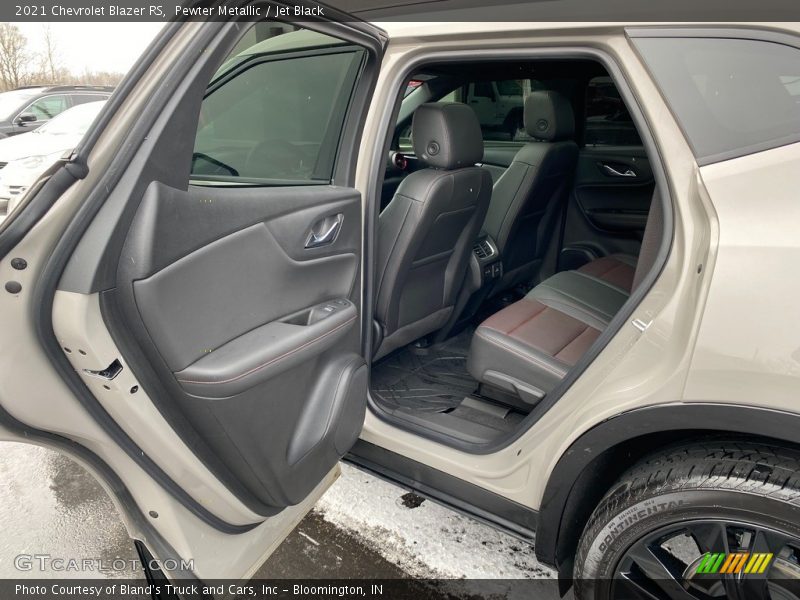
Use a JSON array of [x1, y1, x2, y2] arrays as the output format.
[[484, 91, 578, 293], [374, 103, 492, 359]]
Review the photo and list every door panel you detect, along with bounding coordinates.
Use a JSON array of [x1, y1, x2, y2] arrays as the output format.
[[108, 183, 366, 509], [560, 146, 655, 268], [110, 182, 365, 510]]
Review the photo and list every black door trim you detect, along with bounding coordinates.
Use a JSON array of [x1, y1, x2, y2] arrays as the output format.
[[346, 440, 538, 541]]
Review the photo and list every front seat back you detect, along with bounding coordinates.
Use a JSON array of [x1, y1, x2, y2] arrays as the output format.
[[374, 102, 492, 360], [483, 91, 578, 295]]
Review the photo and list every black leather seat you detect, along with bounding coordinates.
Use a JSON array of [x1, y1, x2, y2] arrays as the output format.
[[374, 102, 492, 360], [483, 91, 578, 296], [467, 193, 663, 404]]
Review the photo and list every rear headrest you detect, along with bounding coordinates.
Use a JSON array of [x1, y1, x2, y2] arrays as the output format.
[[524, 91, 575, 142], [412, 102, 483, 169]]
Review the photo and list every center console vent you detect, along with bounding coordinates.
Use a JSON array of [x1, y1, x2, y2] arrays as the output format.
[[473, 239, 495, 259]]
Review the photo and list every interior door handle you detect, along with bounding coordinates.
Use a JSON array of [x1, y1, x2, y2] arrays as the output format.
[[599, 162, 637, 178], [305, 213, 343, 249]]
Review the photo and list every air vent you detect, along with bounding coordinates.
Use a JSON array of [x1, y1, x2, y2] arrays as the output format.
[[473, 239, 494, 259]]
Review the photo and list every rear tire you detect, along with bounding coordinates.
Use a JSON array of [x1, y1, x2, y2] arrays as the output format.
[[573, 440, 800, 600]]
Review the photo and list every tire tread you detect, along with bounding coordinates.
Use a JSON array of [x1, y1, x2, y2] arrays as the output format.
[[573, 439, 800, 597]]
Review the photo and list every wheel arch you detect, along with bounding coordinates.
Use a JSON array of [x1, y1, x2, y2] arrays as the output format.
[[535, 402, 800, 585]]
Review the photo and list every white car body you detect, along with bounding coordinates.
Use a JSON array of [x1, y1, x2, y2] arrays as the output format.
[[0, 101, 106, 214]]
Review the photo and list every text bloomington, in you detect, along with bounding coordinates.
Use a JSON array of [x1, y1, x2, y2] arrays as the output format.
[[15, 583, 385, 597], [35, 3, 324, 17]]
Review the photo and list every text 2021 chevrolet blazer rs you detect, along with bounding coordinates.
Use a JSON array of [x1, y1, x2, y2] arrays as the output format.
[[1, 8, 799, 599]]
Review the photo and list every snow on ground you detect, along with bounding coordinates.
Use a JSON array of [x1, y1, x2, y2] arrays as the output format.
[[0, 441, 556, 586], [315, 463, 555, 580]]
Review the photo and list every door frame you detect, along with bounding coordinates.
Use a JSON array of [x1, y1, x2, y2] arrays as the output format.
[[361, 43, 674, 453]]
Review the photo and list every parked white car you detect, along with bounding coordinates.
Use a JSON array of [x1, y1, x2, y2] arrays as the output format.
[[0, 100, 106, 215]]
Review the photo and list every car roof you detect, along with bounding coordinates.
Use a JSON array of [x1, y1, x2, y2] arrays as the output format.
[[15, 85, 114, 93], [333, 0, 800, 27], [375, 20, 800, 40]]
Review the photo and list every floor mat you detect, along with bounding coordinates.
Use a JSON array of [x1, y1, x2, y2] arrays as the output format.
[[371, 328, 478, 412]]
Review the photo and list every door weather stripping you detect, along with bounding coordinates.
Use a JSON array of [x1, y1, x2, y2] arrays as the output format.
[[83, 359, 124, 380]]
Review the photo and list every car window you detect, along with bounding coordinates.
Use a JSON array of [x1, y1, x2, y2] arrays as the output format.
[[436, 79, 543, 142], [496, 80, 523, 96], [404, 80, 423, 97], [584, 76, 643, 147], [72, 93, 110, 106], [25, 95, 69, 120], [633, 36, 800, 163], [191, 26, 364, 184], [473, 81, 494, 99], [36, 101, 105, 136]]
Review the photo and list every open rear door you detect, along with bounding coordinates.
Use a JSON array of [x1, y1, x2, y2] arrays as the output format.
[[0, 10, 385, 582]]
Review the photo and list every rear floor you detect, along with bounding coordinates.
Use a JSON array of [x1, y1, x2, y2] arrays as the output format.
[[371, 327, 476, 413], [370, 327, 527, 437]]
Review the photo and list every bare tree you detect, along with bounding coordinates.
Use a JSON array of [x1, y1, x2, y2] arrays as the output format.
[[0, 25, 123, 92], [41, 25, 60, 83], [0, 23, 31, 91]]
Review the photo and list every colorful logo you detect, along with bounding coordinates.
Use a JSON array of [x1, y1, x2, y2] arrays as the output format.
[[696, 552, 773, 575]]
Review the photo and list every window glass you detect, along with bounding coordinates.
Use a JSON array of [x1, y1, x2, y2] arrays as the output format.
[[496, 80, 523, 96], [436, 79, 542, 141], [72, 93, 110, 105], [36, 101, 105, 136], [26, 95, 68, 120], [473, 81, 494, 99], [584, 76, 642, 146], [633, 37, 800, 162], [191, 25, 364, 184]]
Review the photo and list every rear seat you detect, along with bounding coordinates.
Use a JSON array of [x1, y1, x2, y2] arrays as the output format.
[[467, 190, 663, 405], [466, 255, 635, 404], [576, 255, 636, 293]]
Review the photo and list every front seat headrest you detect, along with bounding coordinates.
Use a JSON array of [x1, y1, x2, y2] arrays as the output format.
[[412, 102, 483, 170], [523, 91, 575, 142]]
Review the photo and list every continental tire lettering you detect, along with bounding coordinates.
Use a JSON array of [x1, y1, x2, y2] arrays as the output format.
[[598, 500, 685, 553]]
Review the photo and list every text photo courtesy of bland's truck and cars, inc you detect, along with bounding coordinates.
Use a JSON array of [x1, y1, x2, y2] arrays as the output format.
[[15, 3, 325, 17]]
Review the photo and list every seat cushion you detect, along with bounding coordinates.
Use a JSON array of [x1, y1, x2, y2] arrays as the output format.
[[467, 267, 630, 404], [577, 254, 637, 293]]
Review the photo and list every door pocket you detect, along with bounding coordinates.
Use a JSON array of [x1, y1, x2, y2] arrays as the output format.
[[287, 353, 368, 466]]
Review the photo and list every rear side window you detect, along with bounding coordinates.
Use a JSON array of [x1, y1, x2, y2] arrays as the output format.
[[584, 76, 642, 147], [192, 27, 364, 184], [633, 36, 800, 164]]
